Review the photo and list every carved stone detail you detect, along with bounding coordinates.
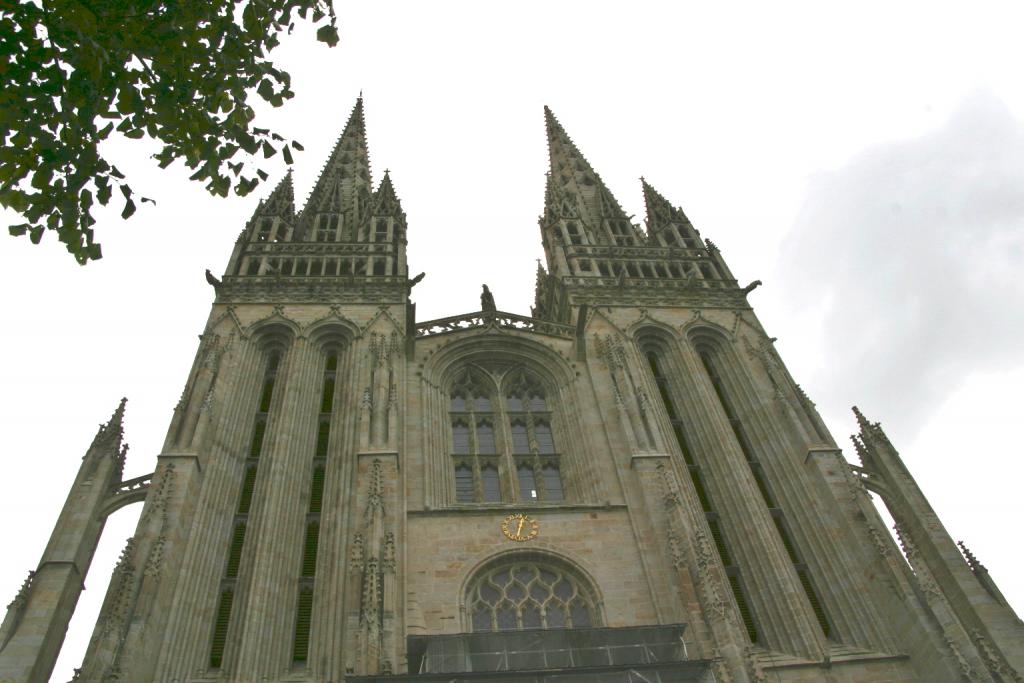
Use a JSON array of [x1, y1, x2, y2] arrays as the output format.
[[973, 629, 1024, 682], [745, 647, 767, 683]]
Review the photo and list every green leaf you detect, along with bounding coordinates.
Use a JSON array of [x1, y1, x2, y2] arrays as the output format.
[[282, 144, 293, 165], [9, 223, 28, 237], [291, 140, 304, 151], [97, 181, 112, 205], [121, 196, 136, 219], [316, 25, 339, 47]]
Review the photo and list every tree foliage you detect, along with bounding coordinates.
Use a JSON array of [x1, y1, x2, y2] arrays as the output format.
[[0, 0, 338, 263]]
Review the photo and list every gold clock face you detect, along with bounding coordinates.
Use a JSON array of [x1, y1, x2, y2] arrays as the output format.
[[501, 513, 539, 542]]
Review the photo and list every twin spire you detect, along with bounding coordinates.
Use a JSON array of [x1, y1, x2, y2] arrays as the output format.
[[252, 99, 693, 245]]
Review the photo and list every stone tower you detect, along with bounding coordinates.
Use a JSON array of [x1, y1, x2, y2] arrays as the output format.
[[1, 99, 1021, 683]]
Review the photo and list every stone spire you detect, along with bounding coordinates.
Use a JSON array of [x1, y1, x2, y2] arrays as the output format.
[[640, 177, 699, 244], [372, 170, 404, 219], [543, 106, 629, 232], [301, 97, 373, 233], [253, 170, 295, 218], [90, 397, 127, 455]]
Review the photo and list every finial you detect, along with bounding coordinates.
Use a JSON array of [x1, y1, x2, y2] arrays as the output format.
[[851, 406, 872, 432]]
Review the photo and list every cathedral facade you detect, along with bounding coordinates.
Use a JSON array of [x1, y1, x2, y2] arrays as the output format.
[[1, 99, 1021, 683]]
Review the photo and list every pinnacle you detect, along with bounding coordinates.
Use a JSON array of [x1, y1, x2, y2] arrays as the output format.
[[851, 405, 872, 432], [91, 397, 127, 453], [640, 177, 697, 240], [109, 397, 127, 428], [256, 170, 295, 218], [372, 170, 403, 215]]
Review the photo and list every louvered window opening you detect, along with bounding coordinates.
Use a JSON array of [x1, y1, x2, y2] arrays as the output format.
[[210, 352, 280, 669], [646, 351, 760, 644], [293, 351, 339, 665], [242, 254, 398, 278], [698, 350, 834, 640], [450, 368, 564, 504], [467, 561, 598, 633]]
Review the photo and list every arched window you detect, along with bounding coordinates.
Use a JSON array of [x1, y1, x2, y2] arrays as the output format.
[[450, 369, 501, 503], [466, 556, 599, 632], [448, 365, 565, 504]]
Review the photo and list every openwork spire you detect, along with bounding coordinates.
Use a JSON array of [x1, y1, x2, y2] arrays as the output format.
[[542, 106, 628, 228], [304, 97, 372, 216]]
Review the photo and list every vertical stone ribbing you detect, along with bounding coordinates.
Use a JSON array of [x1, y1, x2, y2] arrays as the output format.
[[317, 340, 360, 682], [153, 337, 263, 680], [674, 339, 824, 658], [720, 339, 896, 652], [235, 338, 320, 679]]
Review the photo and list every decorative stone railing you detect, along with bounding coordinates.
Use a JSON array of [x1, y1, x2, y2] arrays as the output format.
[[100, 473, 153, 516], [415, 310, 575, 340]]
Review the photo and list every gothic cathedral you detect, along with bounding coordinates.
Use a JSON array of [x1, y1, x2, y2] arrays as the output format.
[[2, 99, 1021, 683]]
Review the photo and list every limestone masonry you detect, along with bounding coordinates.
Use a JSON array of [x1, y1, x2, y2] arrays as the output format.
[[1, 99, 1021, 682]]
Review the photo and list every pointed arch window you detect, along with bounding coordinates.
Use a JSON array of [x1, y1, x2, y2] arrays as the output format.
[[449, 366, 565, 504]]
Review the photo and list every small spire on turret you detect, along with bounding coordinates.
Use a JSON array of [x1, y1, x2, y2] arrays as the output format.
[[372, 170, 403, 216], [254, 169, 295, 218], [639, 177, 705, 250], [90, 397, 127, 455]]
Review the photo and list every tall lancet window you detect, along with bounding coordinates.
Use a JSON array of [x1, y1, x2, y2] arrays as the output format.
[[696, 342, 834, 640], [644, 344, 760, 644], [505, 370, 562, 502], [292, 349, 339, 665], [210, 349, 282, 669], [450, 369, 502, 503]]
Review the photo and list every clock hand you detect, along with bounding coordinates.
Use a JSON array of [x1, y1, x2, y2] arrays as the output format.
[[516, 518, 524, 536]]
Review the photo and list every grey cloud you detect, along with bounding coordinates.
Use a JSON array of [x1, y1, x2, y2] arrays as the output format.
[[780, 91, 1024, 436]]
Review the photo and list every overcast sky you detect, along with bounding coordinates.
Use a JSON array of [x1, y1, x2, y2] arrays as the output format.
[[2, 2, 1022, 680]]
